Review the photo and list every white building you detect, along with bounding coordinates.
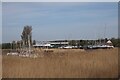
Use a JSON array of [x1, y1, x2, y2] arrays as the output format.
[[33, 41, 69, 48]]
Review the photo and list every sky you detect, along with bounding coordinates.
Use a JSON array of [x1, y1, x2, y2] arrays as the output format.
[[2, 2, 118, 43], [2, 0, 120, 2], [0, 2, 1, 43]]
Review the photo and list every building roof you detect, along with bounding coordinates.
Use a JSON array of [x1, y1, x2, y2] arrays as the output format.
[[33, 41, 69, 47], [107, 40, 112, 44]]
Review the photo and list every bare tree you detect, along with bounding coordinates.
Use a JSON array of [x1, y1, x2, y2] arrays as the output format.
[[21, 25, 32, 48]]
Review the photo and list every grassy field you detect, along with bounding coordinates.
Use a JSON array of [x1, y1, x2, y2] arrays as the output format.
[[2, 48, 118, 78]]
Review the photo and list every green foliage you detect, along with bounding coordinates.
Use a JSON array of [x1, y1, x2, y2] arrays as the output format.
[[2, 43, 11, 49], [69, 40, 88, 46], [69, 40, 77, 46], [68, 38, 119, 47], [79, 40, 88, 46], [110, 38, 120, 47], [0, 44, 2, 49], [33, 40, 36, 45]]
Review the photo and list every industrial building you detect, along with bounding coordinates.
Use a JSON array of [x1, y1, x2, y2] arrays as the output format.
[[33, 41, 69, 48]]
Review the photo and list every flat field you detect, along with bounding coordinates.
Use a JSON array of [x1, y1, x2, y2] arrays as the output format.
[[2, 48, 119, 78]]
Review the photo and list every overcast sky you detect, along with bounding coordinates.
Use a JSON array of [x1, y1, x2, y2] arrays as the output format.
[[2, 2, 118, 43]]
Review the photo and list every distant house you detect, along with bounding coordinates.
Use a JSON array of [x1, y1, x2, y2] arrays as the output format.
[[106, 40, 113, 46]]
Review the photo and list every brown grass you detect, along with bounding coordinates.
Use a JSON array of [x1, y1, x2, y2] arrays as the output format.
[[2, 48, 118, 78], [0, 49, 2, 79]]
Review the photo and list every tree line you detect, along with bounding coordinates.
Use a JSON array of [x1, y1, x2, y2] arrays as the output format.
[[68, 38, 120, 47], [1, 38, 120, 49]]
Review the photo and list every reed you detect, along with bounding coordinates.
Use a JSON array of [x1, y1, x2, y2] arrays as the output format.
[[2, 48, 118, 78]]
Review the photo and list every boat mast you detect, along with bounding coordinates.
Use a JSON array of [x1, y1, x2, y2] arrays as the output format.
[[104, 24, 106, 44]]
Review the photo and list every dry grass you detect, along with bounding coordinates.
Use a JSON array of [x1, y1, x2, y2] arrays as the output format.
[[0, 49, 2, 79], [2, 48, 118, 78]]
